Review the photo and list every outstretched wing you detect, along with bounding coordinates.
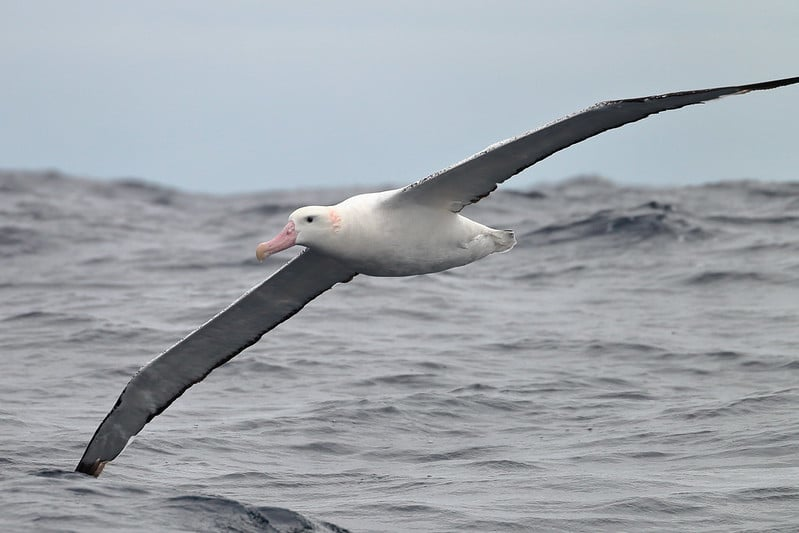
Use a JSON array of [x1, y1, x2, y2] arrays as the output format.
[[392, 76, 799, 212], [75, 249, 357, 476]]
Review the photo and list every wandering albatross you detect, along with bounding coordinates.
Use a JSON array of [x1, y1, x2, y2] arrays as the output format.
[[76, 76, 799, 476]]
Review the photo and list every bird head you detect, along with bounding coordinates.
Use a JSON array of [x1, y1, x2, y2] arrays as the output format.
[[256, 206, 341, 261]]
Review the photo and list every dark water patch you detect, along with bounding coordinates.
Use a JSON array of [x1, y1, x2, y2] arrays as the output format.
[[11, 199, 81, 222], [288, 441, 357, 456], [0, 226, 50, 257], [478, 340, 533, 353], [450, 383, 498, 393], [587, 341, 666, 357], [590, 391, 656, 401], [164, 495, 350, 533], [402, 390, 461, 406], [778, 359, 799, 370], [66, 326, 152, 344], [681, 389, 796, 420], [451, 518, 538, 533], [731, 485, 799, 502], [2, 310, 94, 326], [736, 241, 799, 255], [66, 485, 102, 496], [658, 349, 746, 362], [358, 373, 439, 387], [590, 495, 706, 515], [683, 270, 781, 285], [363, 404, 402, 416], [704, 350, 744, 359], [569, 430, 661, 448], [637, 200, 674, 211], [380, 502, 442, 514], [507, 188, 547, 199], [624, 450, 673, 459], [310, 402, 403, 423], [0, 169, 65, 191], [142, 261, 216, 272], [700, 179, 799, 196], [415, 360, 449, 371], [113, 177, 174, 194], [0, 176, 31, 193], [501, 378, 594, 395], [33, 468, 76, 479], [450, 393, 536, 413], [108, 178, 181, 206], [414, 445, 506, 463], [683, 440, 799, 462], [742, 181, 799, 199], [209, 471, 280, 484], [522, 203, 708, 247], [422, 408, 468, 421], [659, 350, 749, 367], [590, 376, 636, 388], [0, 226, 38, 246], [125, 437, 184, 457], [705, 214, 799, 225], [78, 255, 121, 266], [286, 357, 329, 368], [470, 459, 543, 471], [513, 264, 587, 281], [226, 358, 292, 375]]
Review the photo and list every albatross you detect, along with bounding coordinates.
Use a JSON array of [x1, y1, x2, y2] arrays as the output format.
[[76, 76, 799, 476]]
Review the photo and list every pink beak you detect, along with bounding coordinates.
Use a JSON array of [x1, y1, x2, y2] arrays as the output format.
[[256, 220, 297, 261]]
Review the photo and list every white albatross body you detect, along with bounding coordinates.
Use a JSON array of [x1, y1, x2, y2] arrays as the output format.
[[259, 189, 516, 277], [76, 76, 799, 476]]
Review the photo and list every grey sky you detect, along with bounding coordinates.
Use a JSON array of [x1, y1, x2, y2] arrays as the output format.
[[2, 1, 798, 193]]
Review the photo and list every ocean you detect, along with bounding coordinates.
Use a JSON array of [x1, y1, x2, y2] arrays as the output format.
[[1, 170, 798, 532]]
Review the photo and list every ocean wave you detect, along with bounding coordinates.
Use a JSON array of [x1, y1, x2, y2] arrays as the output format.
[[164, 494, 350, 533], [679, 389, 797, 420], [522, 202, 708, 246], [683, 270, 787, 286]]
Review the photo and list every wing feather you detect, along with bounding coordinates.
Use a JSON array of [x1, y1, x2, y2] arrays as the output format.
[[394, 76, 799, 212], [75, 249, 357, 476]]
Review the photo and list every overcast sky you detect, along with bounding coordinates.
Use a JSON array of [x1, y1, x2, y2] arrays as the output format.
[[2, 1, 798, 193]]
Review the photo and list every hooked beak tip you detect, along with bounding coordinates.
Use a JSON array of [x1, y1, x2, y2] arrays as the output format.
[[255, 242, 271, 262]]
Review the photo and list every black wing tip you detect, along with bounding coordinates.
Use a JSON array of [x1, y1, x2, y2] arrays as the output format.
[[604, 75, 799, 106], [75, 458, 107, 477], [739, 75, 799, 92], [702, 75, 799, 100]]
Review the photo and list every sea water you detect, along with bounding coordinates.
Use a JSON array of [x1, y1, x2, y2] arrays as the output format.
[[1, 171, 798, 532]]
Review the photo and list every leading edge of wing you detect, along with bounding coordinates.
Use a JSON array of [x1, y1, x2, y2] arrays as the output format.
[[393, 76, 799, 212], [75, 249, 357, 476]]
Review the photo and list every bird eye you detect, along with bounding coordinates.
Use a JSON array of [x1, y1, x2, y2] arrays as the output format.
[[305, 216, 314, 223]]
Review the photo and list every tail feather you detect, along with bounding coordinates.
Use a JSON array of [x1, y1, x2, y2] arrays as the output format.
[[492, 229, 516, 253]]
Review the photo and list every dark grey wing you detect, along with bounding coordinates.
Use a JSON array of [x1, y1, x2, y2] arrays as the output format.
[[75, 249, 357, 476], [392, 76, 799, 212]]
